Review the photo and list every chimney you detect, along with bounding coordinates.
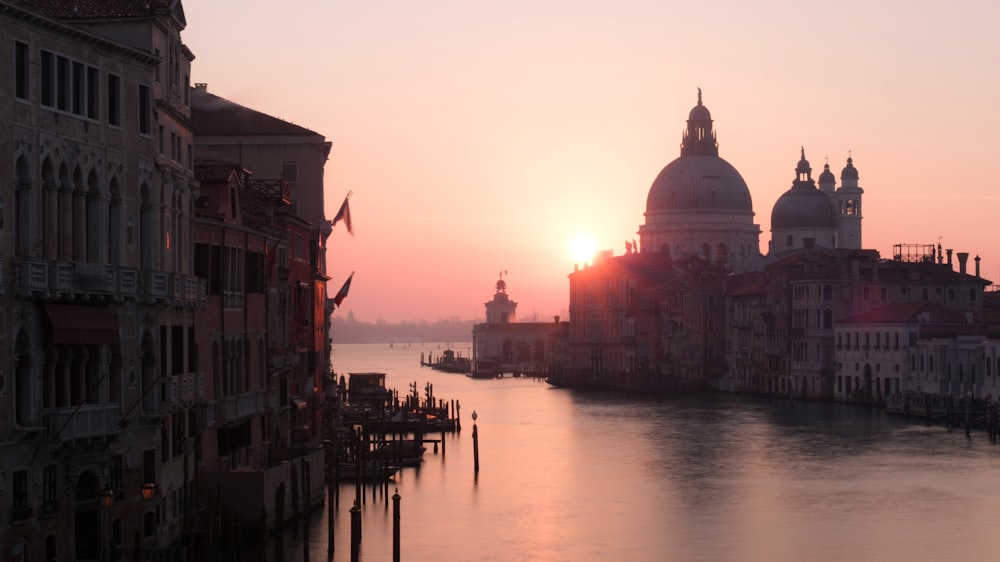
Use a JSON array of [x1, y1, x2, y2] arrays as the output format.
[[975, 255, 981, 278], [957, 252, 969, 275], [195, 82, 208, 92], [554, 315, 560, 324], [946, 249, 953, 268]]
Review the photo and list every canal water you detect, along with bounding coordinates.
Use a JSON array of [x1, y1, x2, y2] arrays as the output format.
[[277, 342, 1000, 562]]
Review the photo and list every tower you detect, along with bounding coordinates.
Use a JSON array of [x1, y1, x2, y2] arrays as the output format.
[[485, 276, 517, 324], [836, 156, 864, 249]]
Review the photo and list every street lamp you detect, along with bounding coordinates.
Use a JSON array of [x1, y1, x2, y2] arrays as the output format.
[[100, 487, 115, 508], [101, 487, 114, 562]]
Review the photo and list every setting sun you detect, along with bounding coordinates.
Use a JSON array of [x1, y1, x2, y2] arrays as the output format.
[[568, 234, 597, 265]]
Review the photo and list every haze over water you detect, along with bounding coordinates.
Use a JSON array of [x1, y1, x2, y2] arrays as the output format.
[[285, 343, 1000, 561]]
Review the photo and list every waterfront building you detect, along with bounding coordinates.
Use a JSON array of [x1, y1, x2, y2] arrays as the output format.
[[721, 271, 767, 393], [567, 92, 761, 389], [0, 1, 200, 559], [564, 90, 996, 401], [835, 301, 974, 401], [190, 159, 324, 531], [471, 276, 566, 377], [191, 84, 332, 449]]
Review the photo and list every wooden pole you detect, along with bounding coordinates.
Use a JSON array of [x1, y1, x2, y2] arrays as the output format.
[[392, 490, 401, 562], [350, 503, 362, 562], [327, 442, 335, 556]]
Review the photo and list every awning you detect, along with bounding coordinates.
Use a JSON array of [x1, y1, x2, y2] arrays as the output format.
[[44, 304, 119, 344]]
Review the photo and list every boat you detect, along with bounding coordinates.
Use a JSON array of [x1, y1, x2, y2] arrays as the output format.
[[371, 439, 426, 467], [330, 460, 401, 481], [428, 349, 471, 373], [468, 358, 500, 379]]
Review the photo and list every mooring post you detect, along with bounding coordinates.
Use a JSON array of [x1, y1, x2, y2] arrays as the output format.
[[392, 489, 401, 562], [966, 391, 973, 438], [472, 410, 479, 474], [350, 502, 362, 562], [327, 443, 335, 556]]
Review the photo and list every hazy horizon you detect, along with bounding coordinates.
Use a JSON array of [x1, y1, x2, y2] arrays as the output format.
[[183, 0, 1000, 322]]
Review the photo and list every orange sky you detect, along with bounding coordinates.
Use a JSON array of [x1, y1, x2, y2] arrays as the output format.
[[183, 0, 1000, 323]]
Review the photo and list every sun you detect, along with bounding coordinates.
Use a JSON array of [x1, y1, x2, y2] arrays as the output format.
[[568, 234, 597, 264]]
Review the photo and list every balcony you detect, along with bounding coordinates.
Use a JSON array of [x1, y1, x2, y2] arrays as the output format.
[[43, 403, 120, 441], [196, 401, 216, 429], [162, 373, 205, 404], [215, 389, 274, 424], [9, 259, 204, 306]]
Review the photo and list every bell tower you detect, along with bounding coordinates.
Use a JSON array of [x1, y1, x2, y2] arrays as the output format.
[[485, 274, 517, 324], [836, 156, 864, 249]]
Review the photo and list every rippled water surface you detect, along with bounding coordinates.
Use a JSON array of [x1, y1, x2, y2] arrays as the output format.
[[278, 343, 1000, 561]]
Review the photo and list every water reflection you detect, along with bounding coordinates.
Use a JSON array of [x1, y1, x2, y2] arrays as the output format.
[[272, 344, 1000, 561]]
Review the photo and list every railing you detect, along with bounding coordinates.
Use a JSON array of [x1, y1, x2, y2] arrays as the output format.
[[215, 389, 273, 423], [9, 258, 204, 306], [43, 403, 120, 440], [196, 401, 216, 429], [162, 373, 205, 404], [141, 270, 170, 300]]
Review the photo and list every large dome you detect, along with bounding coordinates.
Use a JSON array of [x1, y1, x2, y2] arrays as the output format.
[[646, 156, 753, 213], [771, 185, 836, 229]]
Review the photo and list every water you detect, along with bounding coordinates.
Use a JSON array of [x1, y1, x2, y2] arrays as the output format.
[[277, 342, 1000, 561]]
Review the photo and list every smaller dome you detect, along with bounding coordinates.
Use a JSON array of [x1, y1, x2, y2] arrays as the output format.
[[841, 157, 859, 180], [771, 186, 837, 230], [818, 163, 835, 185], [688, 87, 711, 121], [689, 104, 711, 122]]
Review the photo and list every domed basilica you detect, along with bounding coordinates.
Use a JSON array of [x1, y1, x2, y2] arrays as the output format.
[[636, 89, 863, 266]]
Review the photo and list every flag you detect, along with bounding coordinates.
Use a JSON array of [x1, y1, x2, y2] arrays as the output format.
[[333, 272, 355, 308], [332, 192, 353, 235]]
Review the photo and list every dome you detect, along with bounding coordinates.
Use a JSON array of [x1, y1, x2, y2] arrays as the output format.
[[689, 103, 711, 122], [771, 185, 837, 229], [645, 155, 753, 213], [841, 157, 859, 181], [818, 163, 836, 185]]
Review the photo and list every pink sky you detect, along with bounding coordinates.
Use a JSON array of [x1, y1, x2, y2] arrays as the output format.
[[183, 0, 1000, 323]]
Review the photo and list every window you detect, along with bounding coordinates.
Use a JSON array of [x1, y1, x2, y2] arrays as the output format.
[[41, 50, 55, 106], [43, 465, 58, 513], [246, 251, 266, 294], [138, 84, 151, 134], [13, 469, 29, 520], [56, 55, 70, 111], [15, 41, 29, 100], [72, 61, 84, 114], [107, 74, 121, 126], [86, 66, 99, 119], [281, 161, 298, 187]]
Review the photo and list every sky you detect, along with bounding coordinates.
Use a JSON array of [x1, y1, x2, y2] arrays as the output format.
[[182, 0, 1000, 323]]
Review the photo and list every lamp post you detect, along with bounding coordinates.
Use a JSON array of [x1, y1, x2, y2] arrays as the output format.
[[101, 487, 114, 562], [471, 410, 479, 474]]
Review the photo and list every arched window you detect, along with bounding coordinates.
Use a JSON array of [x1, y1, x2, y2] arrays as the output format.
[[108, 177, 122, 265], [140, 183, 154, 269], [86, 169, 102, 262]]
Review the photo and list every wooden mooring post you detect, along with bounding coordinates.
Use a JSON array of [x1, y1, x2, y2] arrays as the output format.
[[392, 490, 401, 562]]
